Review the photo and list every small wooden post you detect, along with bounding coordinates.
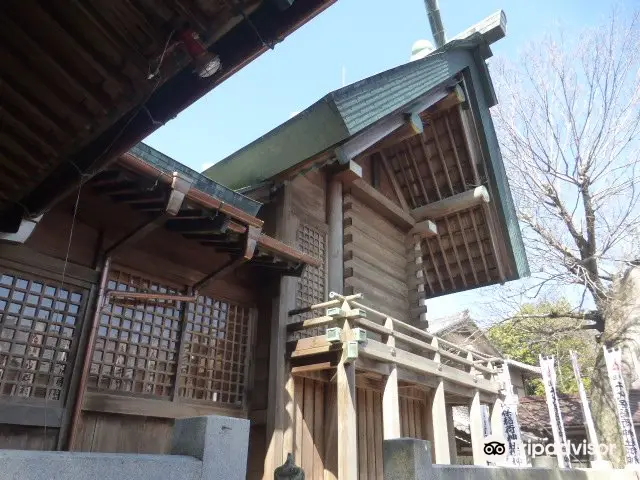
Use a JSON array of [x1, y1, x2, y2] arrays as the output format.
[[469, 390, 486, 466], [382, 317, 400, 440], [446, 405, 458, 464], [337, 304, 358, 479], [429, 378, 451, 464], [431, 337, 441, 363], [427, 337, 450, 463]]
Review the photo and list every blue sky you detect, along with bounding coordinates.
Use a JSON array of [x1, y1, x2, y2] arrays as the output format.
[[145, 0, 622, 321]]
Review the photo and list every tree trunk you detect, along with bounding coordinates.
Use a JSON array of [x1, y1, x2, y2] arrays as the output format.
[[589, 265, 640, 467]]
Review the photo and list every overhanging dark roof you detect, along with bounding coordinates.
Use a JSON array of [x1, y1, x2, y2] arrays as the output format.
[[0, 0, 335, 232]]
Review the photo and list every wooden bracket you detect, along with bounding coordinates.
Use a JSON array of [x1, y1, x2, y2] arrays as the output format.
[[411, 186, 490, 221], [335, 88, 448, 162], [409, 219, 438, 238], [328, 160, 362, 185], [104, 173, 195, 255], [244, 225, 261, 260], [167, 172, 193, 216]]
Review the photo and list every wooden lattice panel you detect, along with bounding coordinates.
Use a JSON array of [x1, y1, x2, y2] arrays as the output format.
[[178, 297, 252, 406], [88, 270, 181, 397], [293, 223, 326, 338], [0, 270, 86, 403]]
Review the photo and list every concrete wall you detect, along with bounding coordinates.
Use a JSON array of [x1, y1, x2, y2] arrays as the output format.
[[0, 415, 249, 480], [383, 438, 640, 480], [433, 465, 640, 480]]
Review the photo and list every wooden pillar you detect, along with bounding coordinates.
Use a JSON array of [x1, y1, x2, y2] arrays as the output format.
[[428, 379, 451, 464], [469, 390, 486, 466], [337, 315, 357, 479], [265, 185, 297, 475], [446, 404, 458, 464], [327, 177, 343, 295], [382, 318, 400, 440]]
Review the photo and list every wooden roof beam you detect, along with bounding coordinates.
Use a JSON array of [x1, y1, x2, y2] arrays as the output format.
[[334, 89, 448, 163], [366, 113, 425, 154], [347, 179, 415, 231], [409, 220, 438, 238], [378, 151, 410, 211], [411, 186, 490, 221], [0, 14, 110, 113]]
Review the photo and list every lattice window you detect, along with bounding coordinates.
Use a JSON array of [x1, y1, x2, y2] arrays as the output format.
[[88, 268, 255, 408], [0, 270, 86, 403], [178, 296, 252, 406], [88, 270, 181, 397], [293, 223, 327, 338]]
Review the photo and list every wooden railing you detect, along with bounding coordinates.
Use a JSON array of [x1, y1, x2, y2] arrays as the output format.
[[287, 291, 500, 394], [287, 291, 502, 476]]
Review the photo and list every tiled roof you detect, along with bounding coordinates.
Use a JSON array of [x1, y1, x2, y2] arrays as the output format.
[[428, 311, 471, 335], [518, 393, 640, 433]]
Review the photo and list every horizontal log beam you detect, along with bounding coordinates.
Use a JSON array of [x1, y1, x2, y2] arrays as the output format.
[[411, 186, 490, 221], [347, 179, 415, 231], [408, 219, 438, 238], [335, 90, 447, 162], [359, 339, 499, 394], [330, 160, 363, 184]]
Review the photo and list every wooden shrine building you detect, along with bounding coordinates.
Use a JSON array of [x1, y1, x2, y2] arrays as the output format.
[[0, 6, 529, 480], [205, 11, 529, 479], [0, 143, 319, 453]]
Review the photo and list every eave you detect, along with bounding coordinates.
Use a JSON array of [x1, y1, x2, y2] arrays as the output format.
[[0, 0, 336, 231], [115, 148, 321, 271]]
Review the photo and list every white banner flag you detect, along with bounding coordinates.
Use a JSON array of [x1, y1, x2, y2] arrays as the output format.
[[482, 404, 491, 437], [603, 347, 640, 465], [570, 350, 602, 462], [498, 364, 529, 467], [540, 355, 571, 468]]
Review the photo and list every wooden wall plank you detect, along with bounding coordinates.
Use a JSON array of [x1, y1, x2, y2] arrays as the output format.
[[344, 247, 405, 281], [357, 388, 368, 480], [301, 378, 315, 475], [72, 412, 172, 454], [324, 383, 338, 480], [343, 198, 405, 244], [72, 412, 97, 451], [313, 381, 325, 480], [0, 424, 58, 451], [343, 193, 410, 322], [294, 377, 304, 465], [373, 390, 384, 480], [247, 425, 266, 480], [345, 257, 408, 298], [291, 171, 326, 224]]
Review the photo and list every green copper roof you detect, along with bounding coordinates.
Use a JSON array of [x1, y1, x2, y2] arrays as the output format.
[[203, 32, 529, 280], [130, 143, 262, 216], [205, 37, 493, 191]]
